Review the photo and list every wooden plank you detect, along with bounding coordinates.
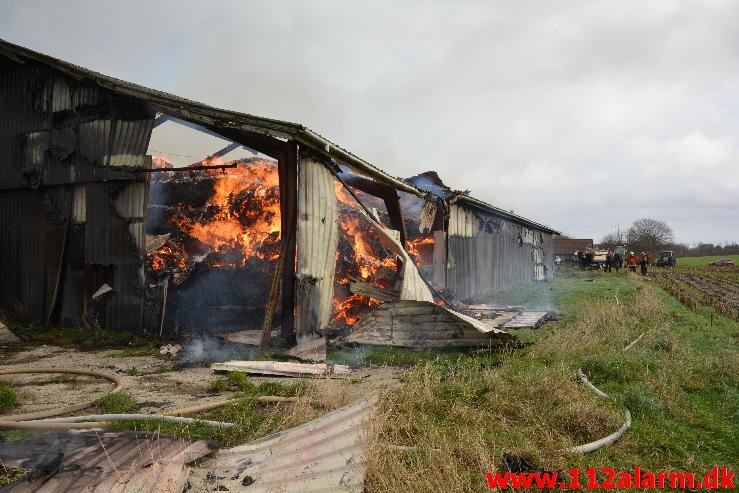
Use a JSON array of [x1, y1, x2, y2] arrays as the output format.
[[349, 281, 400, 302], [211, 360, 350, 377]]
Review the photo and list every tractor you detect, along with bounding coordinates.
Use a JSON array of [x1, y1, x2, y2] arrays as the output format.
[[656, 251, 677, 267]]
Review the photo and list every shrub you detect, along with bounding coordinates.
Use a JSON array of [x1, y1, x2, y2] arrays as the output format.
[[97, 392, 137, 413]]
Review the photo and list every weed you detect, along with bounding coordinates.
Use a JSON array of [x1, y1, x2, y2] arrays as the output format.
[[97, 392, 137, 413], [0, 430, 31, 441], [210, 378, 229, 392], [0, 383, 18, 411], [123, 367, 140, 376], [620, 384, 665, 418]]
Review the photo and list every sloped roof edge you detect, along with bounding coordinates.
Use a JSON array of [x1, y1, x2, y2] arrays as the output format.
[[0, 38, 422, 196]]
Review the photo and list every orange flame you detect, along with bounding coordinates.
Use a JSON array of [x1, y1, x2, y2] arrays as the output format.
[[148, 158, 281, 273], [407, 235, 435, 267]]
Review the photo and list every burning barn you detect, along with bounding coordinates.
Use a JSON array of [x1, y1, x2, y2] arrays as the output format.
[[0, 39, 557, 351]]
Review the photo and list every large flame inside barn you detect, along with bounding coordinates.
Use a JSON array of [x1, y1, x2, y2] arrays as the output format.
[[145, 157, 407, 333]]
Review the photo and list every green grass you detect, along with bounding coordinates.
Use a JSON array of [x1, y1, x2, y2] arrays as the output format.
[[106, 377, 315, 448], [365, 270, 739, 493], [0, 383, 19, 411], [7, 322, 158, 350], [328, 346, 503, 367], [96, 392, 138, 413], [107, 347, 161, 358], [674, 254, 739, 267]]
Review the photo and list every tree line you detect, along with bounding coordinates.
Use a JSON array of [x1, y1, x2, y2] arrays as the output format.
[[597, 218, 739, 257]]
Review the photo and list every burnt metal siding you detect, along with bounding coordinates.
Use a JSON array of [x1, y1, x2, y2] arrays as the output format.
[[0, 187, 68, 320], [86, 182, 145, 331], [446, 204, 551, 300], [0, 59, 153, 332]]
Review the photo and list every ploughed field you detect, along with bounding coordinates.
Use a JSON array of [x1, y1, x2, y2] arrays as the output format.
[[650, 266, 739, 319]]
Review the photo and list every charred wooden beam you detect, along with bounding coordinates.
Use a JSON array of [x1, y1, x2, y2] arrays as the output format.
[[338, 172, 406, 246], [140, 162, 238, 172], [349, 281, 400, 302], [279, 142, 299, 341]]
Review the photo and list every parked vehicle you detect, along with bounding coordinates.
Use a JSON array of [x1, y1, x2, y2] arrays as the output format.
[[708, 258, 736, 266], [656, 251, 677, 267]]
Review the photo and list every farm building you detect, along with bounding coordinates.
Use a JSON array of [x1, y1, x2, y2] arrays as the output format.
[[552, 238, 594, 263], [402, 172, 559, 301], [0, 39, 558, 348]]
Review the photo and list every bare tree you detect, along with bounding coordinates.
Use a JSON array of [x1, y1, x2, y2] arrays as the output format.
[[626, 218, 674, 254], [599, 230, 625, 248]]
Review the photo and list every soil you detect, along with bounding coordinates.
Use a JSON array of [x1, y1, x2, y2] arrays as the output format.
[[0, 343, 402, 420]]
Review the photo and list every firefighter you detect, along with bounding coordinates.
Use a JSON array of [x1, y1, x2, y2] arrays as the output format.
[[640, 251, 649, 275], [626, 251, 638, 273], [613, 251, 623, 272]]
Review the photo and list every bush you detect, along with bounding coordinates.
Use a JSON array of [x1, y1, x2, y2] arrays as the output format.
[[96, 392, 137, 413], [0, 383, 18, 411]]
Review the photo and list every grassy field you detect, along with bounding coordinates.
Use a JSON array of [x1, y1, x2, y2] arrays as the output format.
[[674, 254, 739, 267], [365, 269, 738, 492]]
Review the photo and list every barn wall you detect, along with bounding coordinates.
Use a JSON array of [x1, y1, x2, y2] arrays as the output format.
[[445, 203, 552, 301], [0, 60, 153, 331]]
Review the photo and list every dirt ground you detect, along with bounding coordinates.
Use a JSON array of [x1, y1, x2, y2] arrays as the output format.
[[0, 343, 402, 420]]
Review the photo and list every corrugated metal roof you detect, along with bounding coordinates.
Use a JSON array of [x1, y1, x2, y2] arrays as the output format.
[[451, 195, 560, 235], [0, 38, 421, 197], [0, 430, 215, 492], [193, 395, 378, 492]]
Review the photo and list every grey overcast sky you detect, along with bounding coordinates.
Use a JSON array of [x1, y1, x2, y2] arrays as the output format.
[[2, 0, 737, 244]]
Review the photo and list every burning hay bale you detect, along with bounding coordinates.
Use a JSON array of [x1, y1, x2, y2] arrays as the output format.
[[144, 157, 283, 334]]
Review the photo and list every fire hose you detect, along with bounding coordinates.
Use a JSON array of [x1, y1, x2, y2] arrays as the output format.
[[0, 368, 297, 430], [565, 332, 644, 453]]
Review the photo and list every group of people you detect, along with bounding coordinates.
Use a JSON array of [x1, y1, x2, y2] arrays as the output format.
[[603, 250, 649, 275]]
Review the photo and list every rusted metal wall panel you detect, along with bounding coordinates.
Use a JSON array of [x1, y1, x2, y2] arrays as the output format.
[[295, 157, 339, 342]]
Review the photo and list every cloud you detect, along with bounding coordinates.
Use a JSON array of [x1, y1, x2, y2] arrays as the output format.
[[1, 0, 737, 244]]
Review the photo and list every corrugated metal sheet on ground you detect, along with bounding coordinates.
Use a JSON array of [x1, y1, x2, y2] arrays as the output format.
[[194, 395, 378, 492], [0, 430, 215, 493]]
